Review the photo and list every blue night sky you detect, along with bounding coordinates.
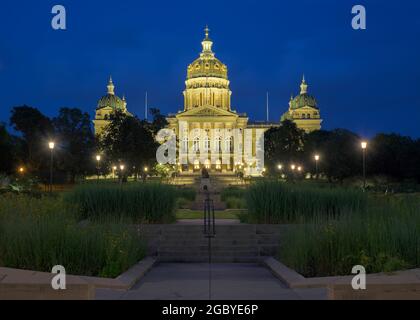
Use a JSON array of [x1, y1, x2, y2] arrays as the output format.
[[0, 0, 419, 138]]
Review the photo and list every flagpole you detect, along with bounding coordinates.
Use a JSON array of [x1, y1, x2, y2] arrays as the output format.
[[266, 91, 269, 122], [145, 91, 148, 121]]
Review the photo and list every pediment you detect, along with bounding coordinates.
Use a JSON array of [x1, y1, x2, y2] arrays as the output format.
[[177, 105, 238, 118]]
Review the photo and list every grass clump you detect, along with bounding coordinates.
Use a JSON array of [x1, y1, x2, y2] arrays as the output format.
[[0, 194, 145, 278], [279, 195, 420, 277], [245, 181, 367, 223], [65, 183, 177, 223]]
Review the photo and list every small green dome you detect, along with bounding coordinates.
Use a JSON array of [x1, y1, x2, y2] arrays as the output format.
[[97, 94, 124, 110], [290, 93, 318, 110], [97, 77, 125, 110]]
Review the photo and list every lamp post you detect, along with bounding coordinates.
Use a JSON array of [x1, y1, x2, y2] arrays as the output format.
[[361, 141, 368, 189], [18, 167, 25, 175], [119, 164, 125, 185], [96, 155, 101, 183], [314, 154, 320, 179], [48, 142, 55, 193], [277, 164, 283, 180], [143, 166, 148, 182], [112, 166, 117, 180]]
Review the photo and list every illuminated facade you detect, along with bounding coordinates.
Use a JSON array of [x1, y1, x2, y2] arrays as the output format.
[[93, 28, 323, 173], [166, 27, 322, 173]]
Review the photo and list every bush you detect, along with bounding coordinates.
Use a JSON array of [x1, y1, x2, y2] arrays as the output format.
[[246, 181, 367, 224], [176, 187, 196, 202], [279, 195, 420, 277], [0, 194, 145, 277], [225, 197, 247, 209], [65, 183, 177, 223]]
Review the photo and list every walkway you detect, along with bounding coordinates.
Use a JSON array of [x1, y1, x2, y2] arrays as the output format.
[[95, 263, 327, 300]]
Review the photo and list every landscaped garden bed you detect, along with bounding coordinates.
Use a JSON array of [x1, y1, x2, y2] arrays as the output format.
[[0, 183, 187, 278], [224, 181, 420, 278]]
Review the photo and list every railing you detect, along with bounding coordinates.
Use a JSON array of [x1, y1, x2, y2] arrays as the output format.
[[203, 190, 216, 300]]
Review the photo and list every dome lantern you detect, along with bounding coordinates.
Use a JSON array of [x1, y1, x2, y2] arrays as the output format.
[[107, 76, 115, 95], [201, 25, 214, 56], [300, 75, 308, 95]]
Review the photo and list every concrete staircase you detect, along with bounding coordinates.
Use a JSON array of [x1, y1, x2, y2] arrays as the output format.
[[157, 225, 259, 262], [139, 224, 291, 263]]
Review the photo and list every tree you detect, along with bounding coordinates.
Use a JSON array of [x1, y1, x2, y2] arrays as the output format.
[[10, 106, 54, 176], [53, 108, 96, 183], [100, 110, 158, 179], [149, 108, 168, 134], [264, 120, 306, 173], [0, 124, 19, 174], [319, 129, 361, 182], [369, 133, 420, 182]]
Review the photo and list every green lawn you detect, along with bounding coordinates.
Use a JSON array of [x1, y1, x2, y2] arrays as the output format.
[[176, 209, 246, 220]]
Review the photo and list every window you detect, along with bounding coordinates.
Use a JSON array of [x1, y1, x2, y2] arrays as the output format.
[[225, 136, 233, 153], [204, 137, 210, 151], [182, 138, 188, 152], [215, 137, 222, 152], [193, 137, 200, 152], [204, 159, 211, 169]]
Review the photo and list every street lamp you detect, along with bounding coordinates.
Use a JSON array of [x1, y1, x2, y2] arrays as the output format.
[[119, 164, 125, 185], [361, 141, 368, 189], [297, 166, 302, 172], [277, 164, 283, 170], [48, 141, 55, 193], [291, 164, 296, 171], [95, 155, 101, 183], [314, 154, 320, 179], [112, 166, 117, 180], [18, 167, 25, 175]]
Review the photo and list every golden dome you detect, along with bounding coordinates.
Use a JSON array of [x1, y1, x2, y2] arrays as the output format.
[[187, 26, 228, 80]]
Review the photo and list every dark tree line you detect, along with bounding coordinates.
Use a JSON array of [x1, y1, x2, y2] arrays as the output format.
[[265, 120, 420, 183], [0, 105, 167, 183]]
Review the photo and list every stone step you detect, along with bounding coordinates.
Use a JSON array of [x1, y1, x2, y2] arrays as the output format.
[[158, 240, 258, 246], [159, 225, 256, 232], [157, 255, 260, 263], [158, 245, 258, 251], [158, 250, 259, 257]]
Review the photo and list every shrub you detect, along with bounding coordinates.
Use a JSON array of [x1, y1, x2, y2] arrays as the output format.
[[65, 183, 177, 223], [225, 197, 247, 209], [176, 187, 196, 202]]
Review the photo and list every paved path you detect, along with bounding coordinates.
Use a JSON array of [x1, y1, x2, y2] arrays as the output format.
[[96, 263, 327, 300]]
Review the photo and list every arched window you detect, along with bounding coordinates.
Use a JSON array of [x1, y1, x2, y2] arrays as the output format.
[[182, 138, 188, 152], [225, 136, 233, 153], [193, 137, 200, 152], [215, 137, 222, 152], [204, 136, 210, 151]]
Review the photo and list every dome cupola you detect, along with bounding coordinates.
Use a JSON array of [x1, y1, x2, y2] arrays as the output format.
[[97, 76, 125, 110]]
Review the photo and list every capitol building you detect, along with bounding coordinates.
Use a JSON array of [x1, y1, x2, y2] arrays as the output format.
[[94, 27, 322, 173]]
